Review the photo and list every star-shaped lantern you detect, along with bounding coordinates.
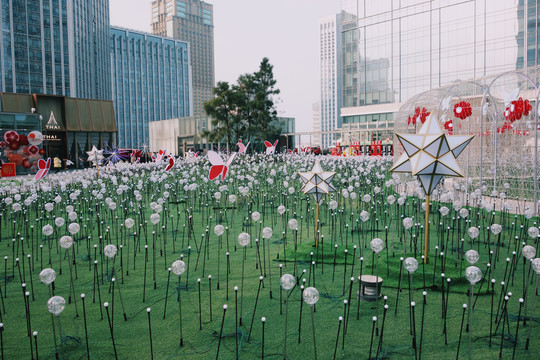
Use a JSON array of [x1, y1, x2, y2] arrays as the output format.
[[298, 159, 336, 203], [390, 114, 473, 195], [86, 145, 104, 167]]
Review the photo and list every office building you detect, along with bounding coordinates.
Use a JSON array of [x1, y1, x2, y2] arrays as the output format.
[[0, 0, 112, 100], [110, 27, 192, 149], [312, 101, 321, 147], [151, 0, 214, 116], [339, 0, 535, 141], [319, 14, 342, 149]]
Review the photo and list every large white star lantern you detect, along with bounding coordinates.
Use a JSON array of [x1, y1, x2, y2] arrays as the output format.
[[298, 159, 336, 203], [86, 145, 104, 166], [390, 114, 474, 195]]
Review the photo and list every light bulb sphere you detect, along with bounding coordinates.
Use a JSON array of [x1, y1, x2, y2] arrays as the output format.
[[124, 218, 135, 229], [288, 219, 298, 230], [42, 224, 53, 237], [439, 206, 450, 216], [329, 200, 338, 210], [459, 208, 469, 218], [229, 194, 237, 204], [104, 244, 118, 258], [47, 296, 66, 316], [360, 210, 370, 222], [150, 213, 160, 225], [531, 258, 540, 274], [465, 266, 482, 285], [468, 227, 479, 239], [522, 245, 536, 260], [404, 257, 419, 273], [303, 287, 319, 305], [387, 195, 396, 205], [59, 236, 73, 249], [68, 223, 80, 235], [44, 203, 54, 212], [465, 249, 480, 265], [238, 232, 251, 247], [277, 205, 286, 215], [171, 260, 186, 276], [39, 268, 56, 285], [54, 217, 65, 227], [403, 217, 413, 230], [370, 238, 385, 254], [528, 227, 539, 239], [262, 227, 273, 239], [214, 224, 225, 237], [251, 212, 261, 222], [280, 274, 295, 290], [490, 224, 502, 235], [68, 211, 77, 221]]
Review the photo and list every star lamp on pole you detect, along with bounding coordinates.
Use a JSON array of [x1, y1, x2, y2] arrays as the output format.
[[390, 114, 473, 263], [298, 159, 336, 247], [87, 145, 104, 178]]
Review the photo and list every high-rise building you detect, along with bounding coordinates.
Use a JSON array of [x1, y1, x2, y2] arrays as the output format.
[[339, 0, 536, 141], [312, 101, 321, 147], [151, 0, 214, 117], [319, 14, 342, 149], [110, 27, 192, 149], [0, 0, 112, 100]]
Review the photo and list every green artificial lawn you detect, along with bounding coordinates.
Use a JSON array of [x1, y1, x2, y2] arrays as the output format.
[[0, 165, 538, 360]]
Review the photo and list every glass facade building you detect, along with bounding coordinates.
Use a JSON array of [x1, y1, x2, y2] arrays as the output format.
[[110, 27, 192, 149], [319, 14, 342, 149], [151, 0, 214, 117], [0, 0, 111, 100], [340, 0, 536, 138]]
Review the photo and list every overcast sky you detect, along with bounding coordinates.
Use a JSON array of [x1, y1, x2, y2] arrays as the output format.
[[109, 0, 341, 134]]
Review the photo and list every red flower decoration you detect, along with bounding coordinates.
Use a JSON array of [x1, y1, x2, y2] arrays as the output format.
[[0, 141, 6, 148], [505, 97, 532, 122], [453, 101, 472, 119], [497, 122, 513, 134], [408, 107, 430, 125], [444, 119, 453, 135], [3, 130, 19, 143]]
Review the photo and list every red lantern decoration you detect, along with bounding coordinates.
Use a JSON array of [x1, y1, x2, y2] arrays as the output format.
[[8, 141, 20, 150], [18, 134, 29, 146]]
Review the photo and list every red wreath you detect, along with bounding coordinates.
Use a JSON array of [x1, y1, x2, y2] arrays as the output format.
[[504, 97, 532, 122], [453, 101, 472, 119]]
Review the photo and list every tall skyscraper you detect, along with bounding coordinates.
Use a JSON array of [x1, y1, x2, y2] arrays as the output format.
[[312, 101, 321, 147], [0, 0, 112, 100], [319, 14, 342, 149], [110, 27, 192, 149], [339, 0, 536, 141], [151, 0, 214, 116]]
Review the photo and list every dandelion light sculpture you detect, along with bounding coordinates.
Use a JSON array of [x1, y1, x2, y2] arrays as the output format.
[[390, 114, 473, 263], [297, 159, 336, 247]]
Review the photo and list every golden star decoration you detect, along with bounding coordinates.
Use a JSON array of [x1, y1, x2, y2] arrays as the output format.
[[390, 114, 474, 195], [298, 159, 336, 203]]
